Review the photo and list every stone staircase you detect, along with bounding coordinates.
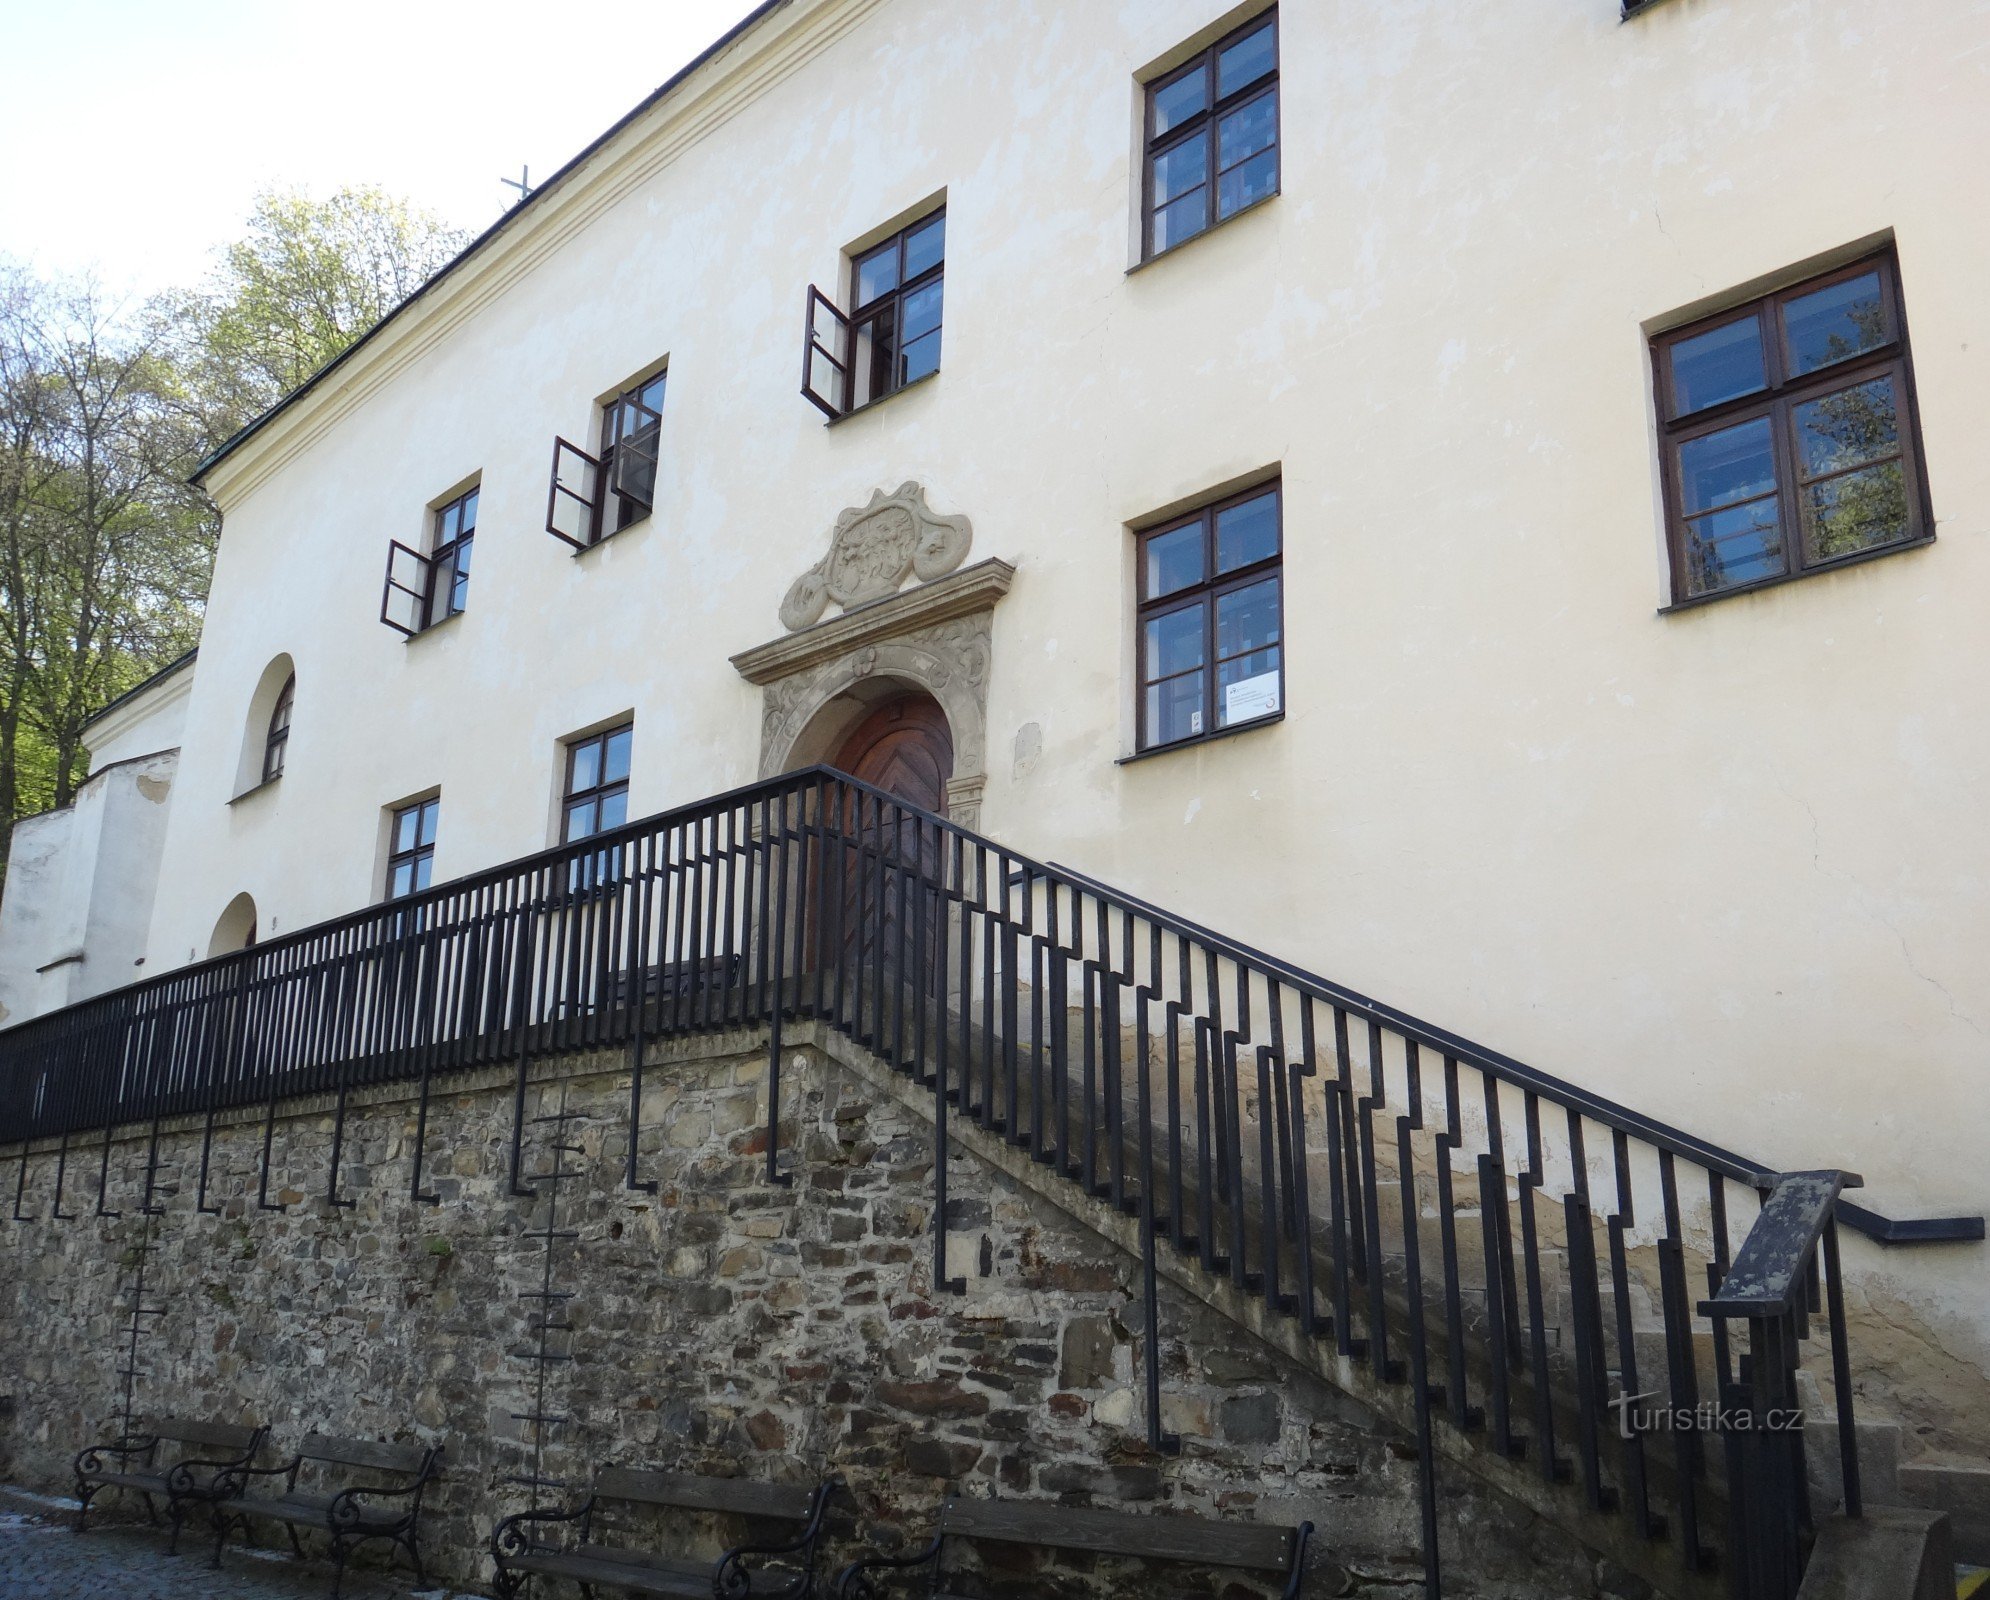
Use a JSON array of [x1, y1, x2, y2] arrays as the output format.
[[1, 765, 1977, 1598]]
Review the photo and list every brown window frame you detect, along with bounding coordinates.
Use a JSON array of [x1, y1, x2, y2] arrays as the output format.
[[546, 368, 665, 551], [261, 673, 294, 783], [1135, 480, 1285, 754], [561, 722, 633, 845], [561, 722, 632, 894], [386, 796, 440, 901], [802, 208, 946, 419], [1142, 8, 1281, 262], [1651, 247, 1932, 608], [426, 485, 477, 627], [380, 485, 478, 637]]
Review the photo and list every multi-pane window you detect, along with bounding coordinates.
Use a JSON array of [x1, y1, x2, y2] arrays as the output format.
[[562, 723, 633, 843], [1143, 10, 1279, 259], [1653, 250, 1929, 603], [1137, 481, 1283, 751], [427, 486, 477, 626], [803, 210, 945, 418], [598, 372, 666, 537], [381, 486, 477, 636], [386, 797, 440, 900], [547, 369, 665, 549], [262, 674, 294, 783]]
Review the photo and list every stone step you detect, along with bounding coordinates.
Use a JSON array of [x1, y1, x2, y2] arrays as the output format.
[[1803, 1412, 1905, 1510], [1901, 1461, 1990, 1565]]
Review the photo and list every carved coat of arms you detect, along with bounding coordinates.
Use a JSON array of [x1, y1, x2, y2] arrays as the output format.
[[779, 483, 973, 631]]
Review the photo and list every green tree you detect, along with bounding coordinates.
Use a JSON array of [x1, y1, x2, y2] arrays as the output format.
[[0, 270, 206, 859], [0, 185, 469, 885], [161, 185, 470, 443]]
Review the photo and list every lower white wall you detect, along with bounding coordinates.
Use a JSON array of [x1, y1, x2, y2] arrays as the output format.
[[0, 750, 180, 1026]]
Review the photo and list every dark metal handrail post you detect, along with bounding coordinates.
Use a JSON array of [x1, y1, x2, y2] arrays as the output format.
[[1703, 1169, 1862, 1600]]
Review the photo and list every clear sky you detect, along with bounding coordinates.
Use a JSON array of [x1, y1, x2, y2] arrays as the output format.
[[0, 0, 754, 296]]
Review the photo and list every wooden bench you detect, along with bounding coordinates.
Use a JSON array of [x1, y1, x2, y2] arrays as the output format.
[[490, 1466, 839, 1598], [73, 1416, 266, 1552], [831, 1497, 1314, 1599], [210, 1432, 443, 1598]]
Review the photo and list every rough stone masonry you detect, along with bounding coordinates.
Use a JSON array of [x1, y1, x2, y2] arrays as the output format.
[[0, 1028, 1636, 1597]]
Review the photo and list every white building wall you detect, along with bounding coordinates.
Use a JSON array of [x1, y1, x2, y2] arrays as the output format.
[[0, 656, 193, 1024], [142, 0, 1990, 1411], [0, 806, 81, 1027], [0, 749, 180, 1023]]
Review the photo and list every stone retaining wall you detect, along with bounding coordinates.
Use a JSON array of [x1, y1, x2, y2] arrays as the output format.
[[0, 1032, 1631, 1597]]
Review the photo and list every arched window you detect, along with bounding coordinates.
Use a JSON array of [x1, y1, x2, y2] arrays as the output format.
[[208, 892, 259, 957], [236, 653, 295, 797], [263, 673, 294, 782]]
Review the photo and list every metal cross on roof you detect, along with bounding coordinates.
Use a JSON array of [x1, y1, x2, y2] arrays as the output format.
[[502, 165, 533, 205]]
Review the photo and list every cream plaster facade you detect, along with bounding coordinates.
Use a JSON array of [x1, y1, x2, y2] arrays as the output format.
[[9, 0, 1989, 1438]]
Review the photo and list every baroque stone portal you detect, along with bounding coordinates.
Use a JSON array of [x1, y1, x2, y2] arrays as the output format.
[[734, 483, 1010, 828]]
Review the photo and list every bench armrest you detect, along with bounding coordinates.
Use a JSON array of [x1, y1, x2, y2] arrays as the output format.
[[490, 1498, 597, 1564], [830, 1533, 946, 1600], [165, 1450, 260, 1500], [75, 1436, 157, 1475], [325, 1477, 424, 1531], [715, 1478, 840, 1600], [212, 1456, 302, 1499]]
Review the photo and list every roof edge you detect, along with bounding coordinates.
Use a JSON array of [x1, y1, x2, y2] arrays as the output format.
[[81, 648, 199, 733], [189, 0, 794, 490]]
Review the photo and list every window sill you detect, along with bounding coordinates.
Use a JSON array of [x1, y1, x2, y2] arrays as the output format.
[[403, 609, 467, 642], [1117, 711, 1283, 765], [1656, 533, 1934, 615], [228, 774, 282, 807], [1126, 190, 1281, 277], [825, 367, 940, 427], [571, 513, 650, 556]]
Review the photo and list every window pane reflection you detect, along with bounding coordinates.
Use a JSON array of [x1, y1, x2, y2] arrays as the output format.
[[1218, 20, 1276, 95], [1146, 523, 1204, 597], [1145, 606, 1205, 677], [1803, 463, 1907, 563], [1145, 672, 1206, 744], [1683, 500, 1786, 597], [1678, 418, 1778, 515], [1669, 315, 1765, 415], [1216, 490, 1279, 572], [1794, 377, 1898, 476], [1152, 64, 1207, 136], [1784, 271, 1884, 375]]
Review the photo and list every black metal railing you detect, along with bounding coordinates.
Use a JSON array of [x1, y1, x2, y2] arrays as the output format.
[[1, 767, 1978, 1598]]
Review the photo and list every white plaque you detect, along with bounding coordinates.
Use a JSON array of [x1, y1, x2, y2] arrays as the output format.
[[1224, 671, 1281, 724]]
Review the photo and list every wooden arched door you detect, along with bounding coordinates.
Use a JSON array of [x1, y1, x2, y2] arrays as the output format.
[[825, 695, 954, 983], [832, 696, 953, 810]]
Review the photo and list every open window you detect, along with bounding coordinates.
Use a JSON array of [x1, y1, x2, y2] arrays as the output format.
[[546, 368, 665, 550], [801, 208, 945, 419], [381, 484, 477, 636], [802, 287, 853, 418], [380, 540, 434, 636]]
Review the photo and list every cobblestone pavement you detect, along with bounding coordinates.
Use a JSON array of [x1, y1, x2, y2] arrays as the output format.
[[0, 1497, 485, 1600]]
